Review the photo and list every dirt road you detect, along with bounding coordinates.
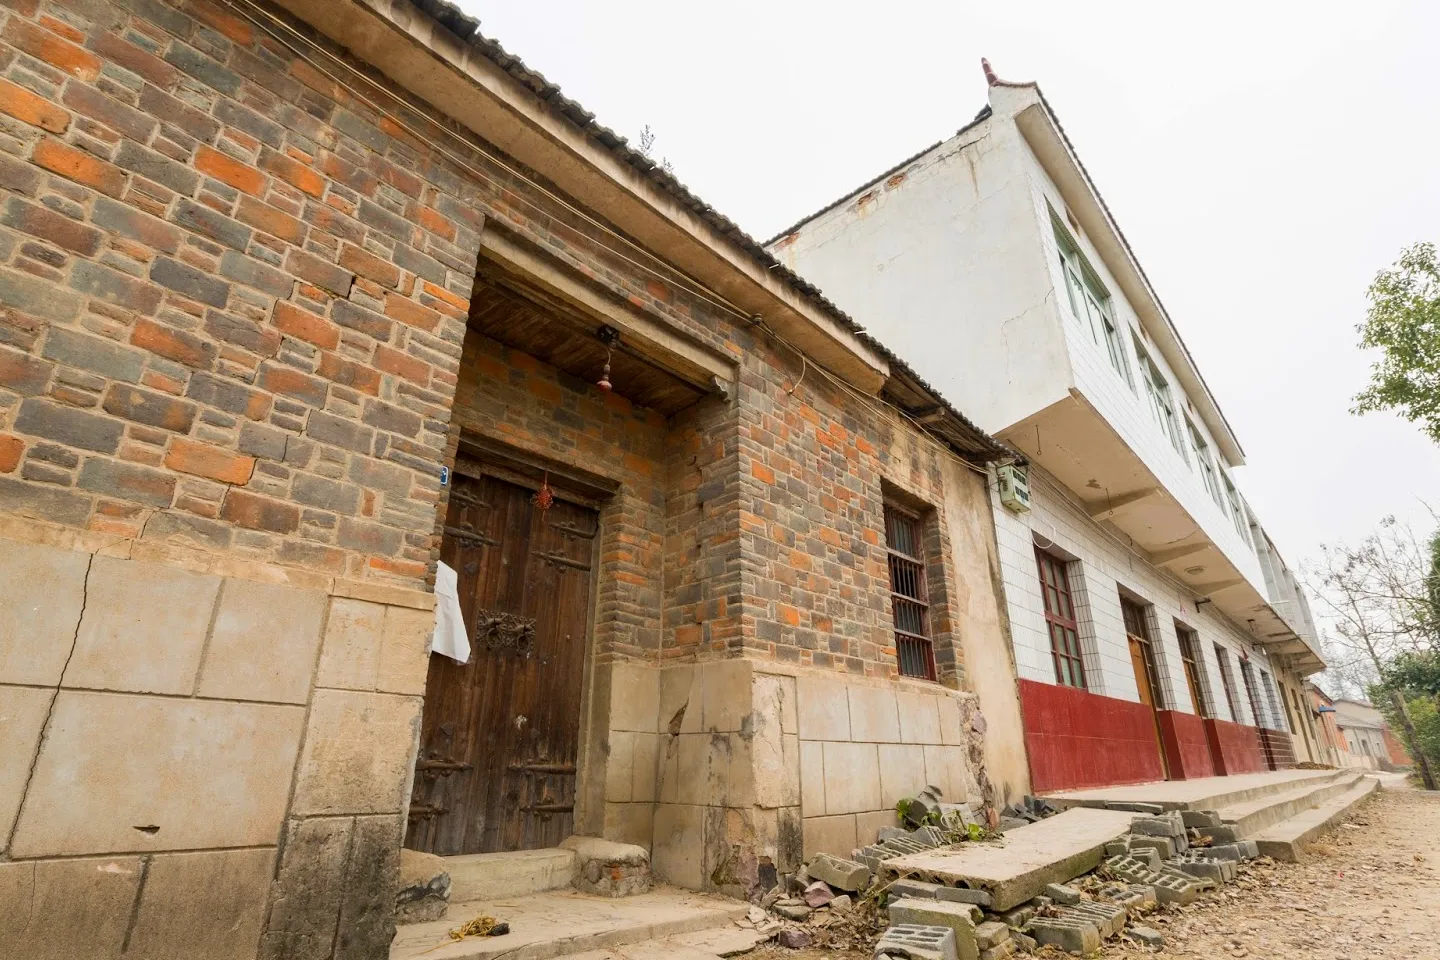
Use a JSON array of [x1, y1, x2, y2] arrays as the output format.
[[1108, 779, 1440, 959]]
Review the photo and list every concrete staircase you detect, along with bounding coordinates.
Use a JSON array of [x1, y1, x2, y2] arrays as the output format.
[[1204, 770, 1379, 861], [1248, 775, 1381, 862]]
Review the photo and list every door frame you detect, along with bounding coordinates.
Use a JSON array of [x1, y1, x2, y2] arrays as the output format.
[[1120, 595, 1171, 780], [411, 431, 615, 849]]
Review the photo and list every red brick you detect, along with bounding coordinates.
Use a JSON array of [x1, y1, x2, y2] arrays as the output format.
[[3, 17, 101, 81], [31, 138, 125, 198], [316, 352, 380, 395], [368, 555, 427, 579], [0, 345, 53, 395], [102, 383, 196, 432], [221, 488, 299, 534], [339, 243, 400, 289], [0, 79, 70, 133], [235, 195, 306, 244], [751, 462, 775, 484], [258, 147, 325, 198], [187, 2, 254, 45], [371, 158, 422, 199], [165, 437, 255, 485], [0, 434, 22, 473], [258, 364, 328, 407], [291, 58, 346, 102], [2, 197, 101, 255], [132, 317, 216, 370], [195, 146, 266, 196], [373, 345, 429, 386], [272, 301, 340, 350], [318, 150, 376, 195], [383, 292, 440, 332], [416, 205, 457, 242]]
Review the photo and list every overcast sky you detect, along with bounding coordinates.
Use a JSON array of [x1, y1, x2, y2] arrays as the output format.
[[460, 0, 1440, 571]]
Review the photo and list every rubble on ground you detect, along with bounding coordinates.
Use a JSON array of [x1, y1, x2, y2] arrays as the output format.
[[739, 786, 1280, 957]]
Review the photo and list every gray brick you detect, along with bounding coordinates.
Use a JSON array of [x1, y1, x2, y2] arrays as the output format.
[[0, 152, 41, 196], [238, 421, 289, 461], [362, 399, 421, 437], [215, 100, 285, 149], [0, 266, 83, 322], [129, 0, 194, 37], [77, 457, 176, 507], [220, 251, 294, 299], [0, 475, 92, 525], [143, 510, 234, 550], [331, 300, 393, 342], [337, 517, 403, 554], [204, 310, 280, 358], [62, 82, 157, 142], [1, 197, 101, 256], [292, 473, 360, 514], [0, 346, 54, 395], [392, 244, 445, 285], [347, 456, 413, 497], [174, 198, 253, 252], [70, 260, 164, 315], [333, 109, 389, 153], [15, 398, 123, 453], [42, 328, 144, 383], [306, 410, 374, 454], [284, 249, 353, 297], [165, 43, 241, 96], [115, 140, 200, 195], [152, 256, 230, 308], [357, 200, 412, 243], [91, 197, 182, 254]]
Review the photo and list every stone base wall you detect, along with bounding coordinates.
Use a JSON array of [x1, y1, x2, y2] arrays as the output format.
[[0, 522, 432, 960]]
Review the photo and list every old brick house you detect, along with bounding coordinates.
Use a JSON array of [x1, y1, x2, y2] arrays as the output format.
[[0, 1, 1020, 957]]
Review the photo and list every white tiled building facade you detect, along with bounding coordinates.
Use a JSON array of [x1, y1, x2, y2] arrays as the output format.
[[771, 68, 1326, 787]]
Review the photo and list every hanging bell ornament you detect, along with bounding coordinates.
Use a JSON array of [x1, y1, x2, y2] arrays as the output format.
[[597, 350, 612, 392], [596, 325, 620, 393]]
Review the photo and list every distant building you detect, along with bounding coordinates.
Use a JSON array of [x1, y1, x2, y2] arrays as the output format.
[[770, 62, 1329, 790], [1333, 699, 1410, 771], [1309, 683, 1349, 767]]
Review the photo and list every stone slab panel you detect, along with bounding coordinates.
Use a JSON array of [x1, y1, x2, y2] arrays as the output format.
[[651, 802, 705, 890], [65, 555, 221, 695], [196, 578, 327, 704], [126, 847, 276, 960], [446, 846, 578, 902], [796, 673, 849, 741], [879, 807, 1133, 911], [0, 855, 144, 959], [335, 814, 404, 959], [10, 691, 304, 856], [700, 659, 752, 733], [799, 739, 824, 814], [847, 684, 900, 742], [879, 742, 929, 809], [258, 816, 352, 960], [822, 740, 881, 814], [291, 689, 423, 816], [609, 660, 660, 733], [0, 539, 89, 685], [377, 605, 433, 696], [0, 684, 51, 845], [898, 691, 943, 744], [801, 812, 857, 861], [315, 597, 385, 691]]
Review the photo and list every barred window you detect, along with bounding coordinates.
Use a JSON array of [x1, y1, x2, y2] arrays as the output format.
[[1035, 549, 1086, 689], [1176, 624, 1210, 717], [884, 503, 936, 681]]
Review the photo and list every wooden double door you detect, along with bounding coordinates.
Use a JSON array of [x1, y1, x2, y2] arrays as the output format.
[[1122, 598, 1171, 780], [405, 468, 598, 855]]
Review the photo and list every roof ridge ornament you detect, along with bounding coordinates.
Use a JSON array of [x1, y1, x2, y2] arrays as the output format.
[[981, 57, 999, 86]]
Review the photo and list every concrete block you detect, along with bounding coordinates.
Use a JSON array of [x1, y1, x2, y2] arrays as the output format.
[[809, 852, 871, 891], [1102, 855, 1160, 885], [888, 899, 979, 959], [65, 555, 221, 695], [290, 689, 422, 816], [1128, 925, 1164, 947], [1167, 855, 1234, 884], [0, 685, 51, 843], [877, 923, 959, 960], [0, 539, 88, 686], [1105, 801, 1164, 814], [1043, 882, 1080, 905], [1151, 873, 1204, 905], [935, 886, 993, 907], [1129, 816, 1184, 838], [1064, 899, 1127, 939], [774, 900, 811, 920], [997, 904, 1037, 929], [126, 848, 276, 959], [196, 578, 326, 704], [975, 920, 1010, 949], [1027, 916, 1100, 955], [1010, 931, 1037, 954], [891, 878, 946, 900], [1133, 847, 1162, 871], [1198, 840, 1257, 861], [0, 855, 144, 957], [1104, 840, 1131, 857], [1182, 810, 1222, 829], [315, 597, 386, 691], [1128, 835, 1177, 860], [11, 691, 303, 856], [978, 941, 1015, 960]]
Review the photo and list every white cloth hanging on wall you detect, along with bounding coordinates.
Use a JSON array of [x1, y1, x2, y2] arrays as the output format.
[[430, 560, 471, 664]]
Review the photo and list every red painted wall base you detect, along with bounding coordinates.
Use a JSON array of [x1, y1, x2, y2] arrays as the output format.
[[1018, 679, 1165, 792], [1204, 717, 1266, 775], [1156, 710, 1215, 779]]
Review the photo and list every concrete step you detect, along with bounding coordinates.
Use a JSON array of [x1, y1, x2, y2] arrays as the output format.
[[389, 887, 749, 960], [444, 848, 579, 904], [1250, 775, 1381, 862], [1045, 768, 1347, 813], [1215, 771, 1366, 838]]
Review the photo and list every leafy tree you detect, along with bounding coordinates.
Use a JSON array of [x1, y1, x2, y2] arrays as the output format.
[[1353, 242, 1440, 441]]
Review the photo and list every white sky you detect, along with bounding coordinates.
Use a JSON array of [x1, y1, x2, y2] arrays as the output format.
[[459, 0, 1440, 569]]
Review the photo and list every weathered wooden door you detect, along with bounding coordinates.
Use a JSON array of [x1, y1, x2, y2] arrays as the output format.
[[406, 469, 597, 855], [1122, 599, 1170, 779], [1239, 659, 1277, 770]]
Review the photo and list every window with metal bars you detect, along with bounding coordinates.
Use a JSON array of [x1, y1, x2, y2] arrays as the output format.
[[884, 503, 936, 681], [1214, 644, 1242, 722], [1175, 624, 1210, 717], [1121, 596, 1165, 708], [1035, 548, 1086, 689]]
